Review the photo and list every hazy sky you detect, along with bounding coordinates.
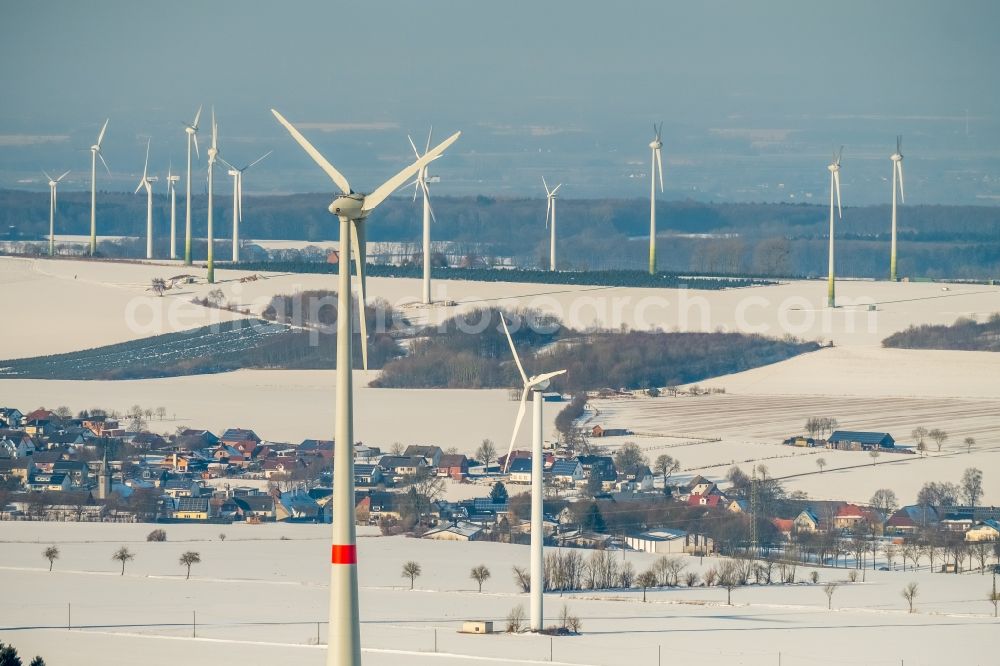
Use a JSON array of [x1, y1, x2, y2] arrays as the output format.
[[2, 0, 999, 203]]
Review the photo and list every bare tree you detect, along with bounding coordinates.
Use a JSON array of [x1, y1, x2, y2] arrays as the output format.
[[512, 565, 531, 593], [470, 565, 491, 592], [989, 576, 1000, 618], [112, 546, 134, 576], [971, 541, 991, 575], [964, 437, 976, 454], [401, 561, 422, 590], [179, 551, 201, 580], [151, 277, 166, 296], [961, 467, 984, 506], [869, 489, 898, 526], [505, 604, 526, 633], [476, 439, 497, 473], [636, 570, 657, 602], [869, 449, 881, 466], [43, 546, 59, 572], [717, 560, 741, 605], [655, 454, 681, 492], [823, 582, 839, 609], [155, 406, 167, 421], [816, 457, 827, 473], [389, 442, 405, 456], [901, 582, 918, 613], [928, 429, 948, 453]]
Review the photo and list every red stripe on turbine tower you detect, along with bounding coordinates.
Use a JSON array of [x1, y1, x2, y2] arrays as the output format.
[[332, 544, 357, 565]]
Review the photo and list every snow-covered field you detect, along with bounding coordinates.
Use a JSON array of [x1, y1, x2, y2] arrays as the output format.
[[1, 522, 997, 666]]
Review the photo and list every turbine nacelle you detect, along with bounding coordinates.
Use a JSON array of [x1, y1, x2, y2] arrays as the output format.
[[649, 139, 663, 150], [329, 194, 366, 219], [890, 153, 902, 163], [827, 163, 840, 173]]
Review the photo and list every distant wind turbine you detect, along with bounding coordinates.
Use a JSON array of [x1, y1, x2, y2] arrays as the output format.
[[648, 123, 665, 275], [406, 128, 440, 305], [134, 139, 158, 260], [827, 147, 843, 308], [89, 118, 110, 256], [220, 151, 271, 263], [889, 136, 904, 281], [43, 170, 70, 256], [500, 314, 566, 632], [183, 106, 201, 265], [271, 107, 459, 666], [167, 165, 180, 259], [206, 108, 218, 283], [543, 177, 562, 271]]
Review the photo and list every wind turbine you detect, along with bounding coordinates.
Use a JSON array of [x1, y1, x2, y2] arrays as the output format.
[[648, 123, 665, 274], [134, 139, 158, 260], [271, 107, 459, 666], [826, 147, 843, 308], [542, 177, 562, 271], [206, 108, 218, 283], [43, 170, 70, 256], [89, 118, 110, 256], [407, 129, 439, 305], [889, 136, 905, 281], [167, 165, 180, 259], [219, 151, 271, 263], [500, 314, 566, 632], [183, 106, 201, 265]]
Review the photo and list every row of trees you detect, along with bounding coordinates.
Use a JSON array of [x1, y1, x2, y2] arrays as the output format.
[[42, 544, 202, 579]]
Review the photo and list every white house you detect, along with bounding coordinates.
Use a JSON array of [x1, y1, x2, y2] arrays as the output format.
[[965, 519, 1000, 542]]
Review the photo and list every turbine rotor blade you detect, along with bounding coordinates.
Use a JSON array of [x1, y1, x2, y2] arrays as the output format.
[[421, 180, 437, 224], [193, 105, 202, 129], [528, 369, 567, 387], [500, 314, 529, 384], [98, 152, 111, 176], [97, 118, 109, 147], [655, 148, 664, 192], [834, 171, 842, 219], [551, 183, 562, 196], [896, 161, 905, 203], [192, 133, 200, 159], [245, 150, 271, 170], [57, 170, 70, 182], [363, 131, 460, 213], [238, 174, 243, 222], [271, 109, 352, 194], [542, 176, 550, 197], [504, 386, 530, 473], [351, 220, 369, 371], [545, 197, 552, 229], [143, 139, 150, 180], [424, 126, 433, 156], [42, 170, 53, 182], [407, 134, 421, 160], [218, 156, 236, 171]]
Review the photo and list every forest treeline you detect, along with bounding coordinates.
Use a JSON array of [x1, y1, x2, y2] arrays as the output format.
[[372, 308, 819, 391], [3, 188, 998, 278], [883, 313, 1000, 352]]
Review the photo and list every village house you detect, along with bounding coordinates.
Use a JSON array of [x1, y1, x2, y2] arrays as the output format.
[[0, 408, 24, 428], [590, 425, 633, 438], [378, 455, 428, 482], [550, 459, 584, 486], [793, 508, 822, 534], [353, 464, 383, 487], [828, 431, 896, 451], [172, 497, 211, 520], [436, 453, 469, 480], [683, 475, 717, 497], [0, 429, 35, 458], [235, 495, 276, 521], [403, 445, 443, 469], [423, 520, 484, 542], [27, 472, 70, 492], [833, 503, 883, 533], [0, 458, 34, 485], [965, 519, 1000, 542], [625, 529, 716, 555], [886, 506, 937, 535], [508, 457, 534, 484]]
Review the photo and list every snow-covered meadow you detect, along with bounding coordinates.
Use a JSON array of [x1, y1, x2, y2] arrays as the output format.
[[2, 522, 998, 666]]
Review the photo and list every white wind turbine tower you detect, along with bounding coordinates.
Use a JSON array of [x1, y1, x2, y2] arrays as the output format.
[[406, 128, 443, 304], [134, 139, 159, 260], [543, 177, 562, 271], [166, 165, 180, 259], [500, 314, 566, 632], [826, 147, 843, 308], [89, 118, 110, 256], [889, 135, 905, 281], [183, 106, 201, 265], [43, 170, 70, 256], [206, 108, 218, 284], [220, 151, 271, 263], [271, 107, 459, 666], [648, 123, 665, 275]]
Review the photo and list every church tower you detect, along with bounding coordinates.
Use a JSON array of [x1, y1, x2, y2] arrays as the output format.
[[98, 447, 112, 500]]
